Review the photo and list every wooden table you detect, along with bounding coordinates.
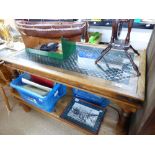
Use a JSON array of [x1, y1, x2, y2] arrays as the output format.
[[0, 43, 146, 133]]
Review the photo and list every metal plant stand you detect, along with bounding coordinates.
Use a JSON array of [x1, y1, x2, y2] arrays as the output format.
[[95, 19, 141, 76]]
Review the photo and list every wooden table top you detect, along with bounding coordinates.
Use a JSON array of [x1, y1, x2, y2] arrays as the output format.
[[0, 43, 146, 111]]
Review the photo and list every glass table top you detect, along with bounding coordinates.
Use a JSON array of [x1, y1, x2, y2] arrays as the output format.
[[15, 45, 138, 85]]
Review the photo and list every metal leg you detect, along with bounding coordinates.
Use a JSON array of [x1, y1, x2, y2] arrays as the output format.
[[95, 44, 112, 64], [124, 50, 141, 76], [129, 45, 140, 56]]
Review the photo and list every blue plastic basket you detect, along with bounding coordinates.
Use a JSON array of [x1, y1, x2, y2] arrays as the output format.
[[72, 88, 110, 108], [10, 73, 67, 112]]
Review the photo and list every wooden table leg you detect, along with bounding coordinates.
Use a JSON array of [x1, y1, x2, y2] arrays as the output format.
[[0, 86, 11, 112], [11, 88, 31, 112], [116, 109, 132, 134], [20, 102, 31, 112]]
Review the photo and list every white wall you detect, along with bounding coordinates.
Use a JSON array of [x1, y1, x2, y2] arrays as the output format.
[[89, 26, 153, 50]]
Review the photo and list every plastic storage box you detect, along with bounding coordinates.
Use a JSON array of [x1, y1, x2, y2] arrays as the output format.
[[72, 88, 110, 108], [10, 73, 66, 112]]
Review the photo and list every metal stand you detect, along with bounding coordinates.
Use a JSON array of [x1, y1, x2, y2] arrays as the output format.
[[95, 19, 141, 76]]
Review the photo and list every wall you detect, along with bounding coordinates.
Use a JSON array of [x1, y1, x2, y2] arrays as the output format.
[[129, 27, 155, 134], [89, 26, 153, 50]]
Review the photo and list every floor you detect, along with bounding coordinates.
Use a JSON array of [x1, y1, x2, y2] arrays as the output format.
[[0, 88, 121, 135]]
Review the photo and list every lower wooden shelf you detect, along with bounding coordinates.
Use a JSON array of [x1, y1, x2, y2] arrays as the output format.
[[10, 88, 124, 135]]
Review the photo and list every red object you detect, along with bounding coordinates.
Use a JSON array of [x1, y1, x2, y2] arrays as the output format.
[[31, 75, 54, 88]]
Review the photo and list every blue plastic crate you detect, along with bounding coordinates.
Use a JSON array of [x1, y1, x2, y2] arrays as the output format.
[[10, 73, 67, 112], [72, 88, 110, 108]]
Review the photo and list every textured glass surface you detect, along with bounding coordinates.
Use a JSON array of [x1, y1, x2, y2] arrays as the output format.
[[16, 45, 137, 85]]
